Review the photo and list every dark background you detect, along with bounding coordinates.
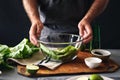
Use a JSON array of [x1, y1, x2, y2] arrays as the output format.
[[0, 0, 120, 49]]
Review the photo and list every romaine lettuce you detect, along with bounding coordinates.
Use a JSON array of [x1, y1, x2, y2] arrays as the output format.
[[0, 38, 40, 70]]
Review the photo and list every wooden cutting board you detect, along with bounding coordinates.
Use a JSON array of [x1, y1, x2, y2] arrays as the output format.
[[17, 51, 120, 77]]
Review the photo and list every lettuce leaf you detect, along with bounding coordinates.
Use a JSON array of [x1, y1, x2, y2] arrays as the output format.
[[0, 44, 13, 70], [0, 38, 40, 70], [40, 43, 77, 61], [9, 38, 39, 59]]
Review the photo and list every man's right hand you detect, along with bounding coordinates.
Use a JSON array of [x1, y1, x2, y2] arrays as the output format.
[[29, 21, 43, 46], [22, 0, 43, 46]]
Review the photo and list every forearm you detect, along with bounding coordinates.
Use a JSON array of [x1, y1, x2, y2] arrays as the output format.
[[83, 0, 109, 23], [22, 0, 40, 23]]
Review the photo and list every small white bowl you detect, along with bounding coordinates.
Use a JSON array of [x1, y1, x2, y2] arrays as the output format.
[[91, 49, 111, 62], [84, 57, 102, 69]]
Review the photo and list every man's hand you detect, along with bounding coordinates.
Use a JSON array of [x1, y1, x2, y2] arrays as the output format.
[[22, 0, 42, 46], [78, 19, 93, 44], [29, 21, 43, 46], [78, 0, 109, 44]]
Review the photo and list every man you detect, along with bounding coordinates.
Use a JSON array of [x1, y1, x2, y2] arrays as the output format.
[[22, 0, 109, 46]]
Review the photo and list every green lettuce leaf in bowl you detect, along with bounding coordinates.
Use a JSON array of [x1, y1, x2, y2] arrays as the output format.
[[40, 43, 77, 62]]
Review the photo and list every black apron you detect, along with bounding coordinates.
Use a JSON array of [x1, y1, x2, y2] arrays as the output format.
[[37, 0, 93, 38]]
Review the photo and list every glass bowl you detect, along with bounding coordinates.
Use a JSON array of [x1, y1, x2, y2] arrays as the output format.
[[38, 33, 82, 62]]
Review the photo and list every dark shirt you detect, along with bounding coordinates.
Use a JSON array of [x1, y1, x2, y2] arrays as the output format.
[[38, 0, 93, 26]]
